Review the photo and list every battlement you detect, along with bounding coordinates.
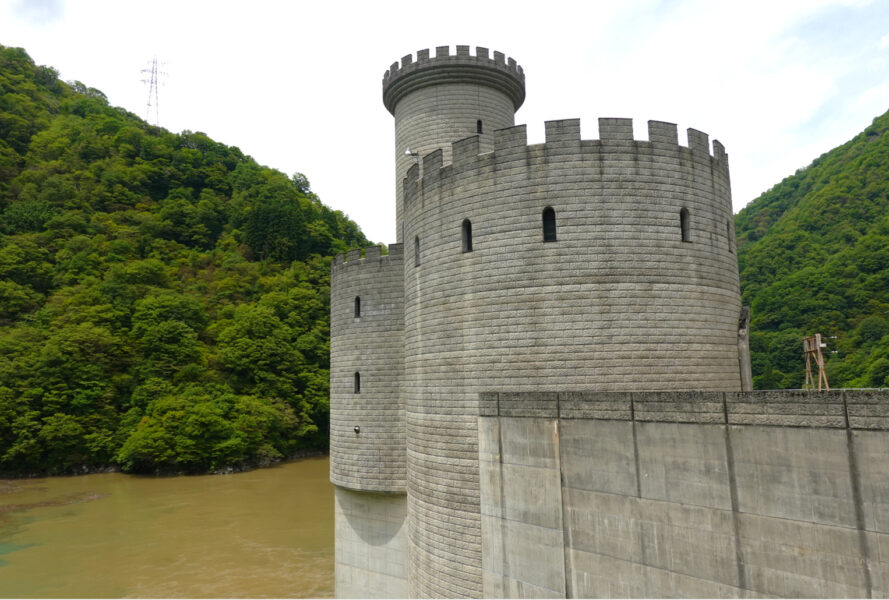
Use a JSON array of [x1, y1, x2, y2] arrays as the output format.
[[403, 118, 728, 201], [332, 243, 403, 273], [382, 45, 526, 115]]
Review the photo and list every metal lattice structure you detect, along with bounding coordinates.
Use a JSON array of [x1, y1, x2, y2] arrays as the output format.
[[140, 56, 164, 126]]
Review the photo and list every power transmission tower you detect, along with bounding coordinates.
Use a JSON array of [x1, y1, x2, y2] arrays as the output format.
[[140, 56, 166, 126]]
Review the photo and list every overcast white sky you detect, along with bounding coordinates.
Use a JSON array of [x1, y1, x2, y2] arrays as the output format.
[[2, 0, 888, 243]]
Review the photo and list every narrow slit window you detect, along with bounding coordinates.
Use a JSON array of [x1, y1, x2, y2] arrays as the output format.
[[542, 207, 557, 242], [354, 296, 361, 318], [727, 220, 734, 253], [477, 119, 483, 134], [462, 219, 473, 253], [680, 208, 691, 242], [354, 372, 360, 394], [414, 236, 420, 266]]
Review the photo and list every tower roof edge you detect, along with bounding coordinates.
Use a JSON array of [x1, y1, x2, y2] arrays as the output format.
[[382, 45, 526, 115]]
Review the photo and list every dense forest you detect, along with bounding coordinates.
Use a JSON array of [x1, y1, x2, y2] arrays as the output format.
[[0, 45, 369, 475], [736, 108, 889, 389]]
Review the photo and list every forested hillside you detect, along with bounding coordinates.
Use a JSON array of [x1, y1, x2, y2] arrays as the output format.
[[0, 45, 369, 475], [736, 109, 889, 389]]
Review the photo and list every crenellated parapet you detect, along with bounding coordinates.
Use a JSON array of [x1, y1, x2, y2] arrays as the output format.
[[331, 243, 403, 273], [403, 117, 729, 205], [382, 45, 526, 115]]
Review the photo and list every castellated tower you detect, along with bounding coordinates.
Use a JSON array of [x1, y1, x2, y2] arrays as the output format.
[[383, 45, 525, 242], [330, 46, 748, 598]]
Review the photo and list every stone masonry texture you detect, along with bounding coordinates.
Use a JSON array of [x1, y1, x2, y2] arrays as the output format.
[[329, 244, 405, 492], [384, 45, 524, 244], [328, 44, 778, 598]]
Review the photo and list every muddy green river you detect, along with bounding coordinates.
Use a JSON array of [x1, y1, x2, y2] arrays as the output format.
[[0, 456, 333, 598]]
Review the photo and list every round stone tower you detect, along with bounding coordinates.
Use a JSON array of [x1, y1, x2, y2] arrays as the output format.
[[331, 44, 747, 599], [389, 47, 742, 597], [382, 45, 525, 242]]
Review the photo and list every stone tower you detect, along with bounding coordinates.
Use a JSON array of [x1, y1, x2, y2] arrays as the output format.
[[330, 45, 749, 598], [383, 45, 525, 242]]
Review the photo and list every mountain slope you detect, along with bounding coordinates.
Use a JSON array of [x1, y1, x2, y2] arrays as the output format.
[[736, 108, 889, 389], [0, 45, 369, 475]]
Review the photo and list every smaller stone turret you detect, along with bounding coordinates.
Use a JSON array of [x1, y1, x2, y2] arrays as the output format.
[[382, 45, 526, 242], [329, 244, 405, 493]]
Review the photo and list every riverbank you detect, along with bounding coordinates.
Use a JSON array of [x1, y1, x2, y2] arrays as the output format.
[[0, 448, 329, 479]]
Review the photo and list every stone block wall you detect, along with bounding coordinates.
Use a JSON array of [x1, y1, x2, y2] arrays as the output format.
[[383, 45, 525, 242], [329, 244, 405, 492], [402, 119, 741, 597], [331, 45, 756, 598], [479, 390, 889, 598]]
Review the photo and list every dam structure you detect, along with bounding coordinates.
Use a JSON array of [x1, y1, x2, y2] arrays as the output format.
[[329, 46, 889, 598]]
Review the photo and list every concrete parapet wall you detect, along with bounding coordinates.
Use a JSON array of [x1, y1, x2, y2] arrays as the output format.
[[479, 389, 889, 429], [330, 245, 405, 493], [479, 389, 889, 598]]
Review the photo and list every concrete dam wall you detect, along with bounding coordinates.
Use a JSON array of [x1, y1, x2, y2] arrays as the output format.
[[478, 390, 889, 598]]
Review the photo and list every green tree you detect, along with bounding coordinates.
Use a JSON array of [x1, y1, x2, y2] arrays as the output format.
[[0, 43, 369, 475], [737, 108, 889, 388]]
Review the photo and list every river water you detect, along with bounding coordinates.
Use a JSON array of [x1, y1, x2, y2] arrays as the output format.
[[0, 456, 333, 598]]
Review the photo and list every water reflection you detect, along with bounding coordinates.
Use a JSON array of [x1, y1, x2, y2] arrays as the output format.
[[0, 456, 333, 598]]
